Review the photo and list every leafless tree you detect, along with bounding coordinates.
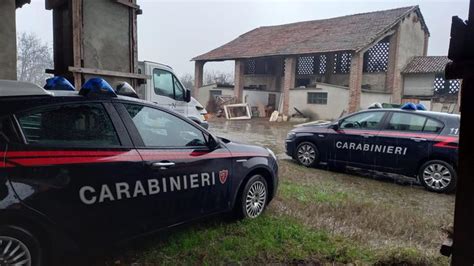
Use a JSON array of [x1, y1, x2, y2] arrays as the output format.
[[179, 73, 194, 89], [17, 32, 53, 86], [204, 70, 234, 85]]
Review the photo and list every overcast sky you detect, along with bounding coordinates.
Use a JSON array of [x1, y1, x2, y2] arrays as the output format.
[[16, 0, 469, 77]]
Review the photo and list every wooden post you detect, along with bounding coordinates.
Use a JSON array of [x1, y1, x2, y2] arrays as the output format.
[[71, 0, 83, 89]]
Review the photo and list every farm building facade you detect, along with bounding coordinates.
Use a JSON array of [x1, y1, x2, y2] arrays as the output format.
[[192, 6, 456, 120]]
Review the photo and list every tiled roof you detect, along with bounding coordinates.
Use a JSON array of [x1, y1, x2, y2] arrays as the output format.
[[193, 6, 428, 61], [402, 56, 451, 74]]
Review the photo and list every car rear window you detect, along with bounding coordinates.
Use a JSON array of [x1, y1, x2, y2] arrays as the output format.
[[17, 103, 120, 147]]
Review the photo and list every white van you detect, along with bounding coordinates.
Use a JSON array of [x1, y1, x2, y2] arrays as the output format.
[[137, 61, 208, 129]]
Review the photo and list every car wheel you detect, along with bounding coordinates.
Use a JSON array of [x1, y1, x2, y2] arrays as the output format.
[[419, 160, 457, 193], [237, 175, 268, 219], [295, 142, 319, 167], [0, 225, 42, 266]]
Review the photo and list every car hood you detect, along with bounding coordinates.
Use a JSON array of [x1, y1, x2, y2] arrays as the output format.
[[219, 137, 270, 157]]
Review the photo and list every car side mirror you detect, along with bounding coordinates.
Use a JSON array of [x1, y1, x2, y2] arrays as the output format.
[[329, 123, 339, 130], [185, 88, 192, 103]]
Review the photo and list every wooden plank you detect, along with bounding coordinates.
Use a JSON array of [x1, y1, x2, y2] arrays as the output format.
[[69, 66, 150, 80], [115, 0, 140, 9]]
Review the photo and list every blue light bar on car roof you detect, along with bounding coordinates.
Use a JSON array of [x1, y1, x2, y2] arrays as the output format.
[[401, 102, 417, 111], [415, 103, 427, 111], [79, 78, 117, 97], [44, 76, 75, 91]]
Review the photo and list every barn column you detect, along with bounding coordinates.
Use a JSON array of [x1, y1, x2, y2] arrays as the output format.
[[193, 60, 204, 98], [282, 56, 296, 115], [0, 0, 18, 80], [348, 52, 363, 113], [234, 59, 245, 102]]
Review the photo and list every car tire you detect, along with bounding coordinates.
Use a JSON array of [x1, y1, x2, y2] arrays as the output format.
[[0, 225, 42, 266], [295, 142, 319, 167], [236, 175, 268, 219], [419, 160, 457, 193]]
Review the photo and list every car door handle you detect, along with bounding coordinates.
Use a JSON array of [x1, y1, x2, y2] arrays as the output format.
[[150, 161, 176, 169], [410, 137, 427, 142], [362, 134, 375, 138]]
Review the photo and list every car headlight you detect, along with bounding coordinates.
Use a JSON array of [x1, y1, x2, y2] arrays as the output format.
[[286, 132, 296, 140], [267, 148, 277, 160]]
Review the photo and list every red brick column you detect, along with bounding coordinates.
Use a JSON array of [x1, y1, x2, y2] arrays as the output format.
[[348, 52, 363, 113], [234, 59, 245, 102], [193, 60, 204, 98], [385, 30, 402, 104], [283, 56, 296, 115]]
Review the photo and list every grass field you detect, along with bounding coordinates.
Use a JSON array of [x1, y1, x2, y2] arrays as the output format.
[[98, 119, 454, 265]]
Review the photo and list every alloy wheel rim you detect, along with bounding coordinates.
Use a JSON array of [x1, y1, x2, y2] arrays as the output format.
[[0, 236, 31, 266], [423, 163, 452, 190], [245, 181, 267, 218], [297, 144, 316, 166]]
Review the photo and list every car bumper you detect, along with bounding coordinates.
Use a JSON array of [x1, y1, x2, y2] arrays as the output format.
[[285, 139, 296, 158]]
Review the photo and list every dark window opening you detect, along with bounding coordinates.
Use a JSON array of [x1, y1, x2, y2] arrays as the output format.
[[244, 58, 274, 75], [307, 92, 328, 104], [434, 74, 461, 97], [333, 52, 352, 74]]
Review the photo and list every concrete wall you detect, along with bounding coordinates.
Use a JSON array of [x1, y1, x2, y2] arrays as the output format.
[[243, 90, 282, 112], [360, 91, 392, 109], [197, 84, 234, 109], [403, 73, 435, 96], [83, 0, 132, 85], [390, 11, 427, 102], [288, 84, 349, 121], [362, 73, 386, 91], [243, 74, 280, 91], [0, 0, 17, 80]]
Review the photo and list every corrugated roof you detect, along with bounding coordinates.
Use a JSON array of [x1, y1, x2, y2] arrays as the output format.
[[402, 56, 451, 74], [193, 6, 428, 61]]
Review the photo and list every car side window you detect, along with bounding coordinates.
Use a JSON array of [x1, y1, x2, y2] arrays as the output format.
[[153, 69, 174, 99], [386, 112, 427, 132], [340, 112, 385, 130], [423, 118, 443, 133], [124, 104, 207, 148], [0, 117, 21, 143], [17, 103, 120, 146]]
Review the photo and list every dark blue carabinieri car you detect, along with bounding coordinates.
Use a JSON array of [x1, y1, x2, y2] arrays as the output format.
[[285, 105, 459, 193], [0, 78, 278, 265]]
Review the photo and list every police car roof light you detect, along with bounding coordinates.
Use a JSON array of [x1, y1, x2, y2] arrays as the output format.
[[416, 103, 427, 111], [401, 102, 417, 111], [80, 78, 117, 97], [116, 82, 139, 98], [44, 76, 75, 91]]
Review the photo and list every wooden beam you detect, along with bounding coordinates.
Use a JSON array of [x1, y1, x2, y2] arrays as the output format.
[[115, 0, 140, 9], [45, 0, 65, 10], [69, 67, 150, 80]]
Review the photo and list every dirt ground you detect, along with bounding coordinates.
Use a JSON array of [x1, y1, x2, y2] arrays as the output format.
[[208, 117, 454, 261], [94, 118, 454, 265]]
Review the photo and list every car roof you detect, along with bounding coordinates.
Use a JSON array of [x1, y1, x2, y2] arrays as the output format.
[[353, 108, 460, 122]]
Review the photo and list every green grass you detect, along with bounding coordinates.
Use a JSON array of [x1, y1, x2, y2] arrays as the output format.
[[279, 180, 349, 203], [138, 215, 374, 265]]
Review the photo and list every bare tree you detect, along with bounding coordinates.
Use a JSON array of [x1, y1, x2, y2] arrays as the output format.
[[17, 32, 53, 86], [179, 73, 194, 89], [204, 70, 234, 85]]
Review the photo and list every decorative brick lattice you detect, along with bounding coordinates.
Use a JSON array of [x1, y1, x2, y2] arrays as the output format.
[[363, 39, 390, 72], [333, 52, 352, 73], [245, 59, 256, 74], [318, 55, 327, 74], [434, 75, 461, 96], [297, 56, 315, 75]]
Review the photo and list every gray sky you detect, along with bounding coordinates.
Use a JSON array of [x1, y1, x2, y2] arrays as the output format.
[[16, 0, 469, 77]]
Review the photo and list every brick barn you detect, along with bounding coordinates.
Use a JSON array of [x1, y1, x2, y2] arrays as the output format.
[[192, 6, 431, 120]]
